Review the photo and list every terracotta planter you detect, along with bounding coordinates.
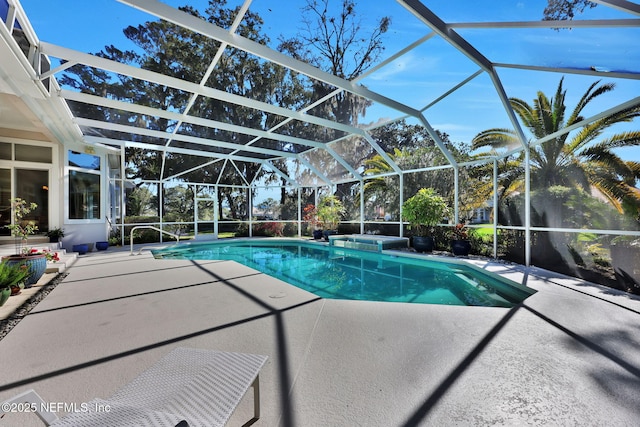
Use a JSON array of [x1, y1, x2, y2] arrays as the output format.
[[2, 254, 47, 287]]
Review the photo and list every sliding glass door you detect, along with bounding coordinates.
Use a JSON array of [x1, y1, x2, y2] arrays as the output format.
[[15, 169, 49, 232], [0, 168, 49, 236]]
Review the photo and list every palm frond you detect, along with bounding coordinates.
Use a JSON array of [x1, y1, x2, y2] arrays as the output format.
[[363, 151, 395, 176], [564, 160, 591, 191], [566, 80, 615, 126], [624, 161, 640, 180], [510, 97, 536, 129], [551, 78, 567, 130], [566, 121, 604, 153], [471, 128, 517, 150], [591, 130, 640, 151], [591, 178, 640, 214], [363, 178, 387, 195], [474, 77, 639, 218]]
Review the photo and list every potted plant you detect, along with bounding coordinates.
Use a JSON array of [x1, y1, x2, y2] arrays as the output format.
[[0, 260, 30, 306], [317, 195, 346, 241], [450, 222, 472, 256], [2, 198, 48, 287], [303, 204, 324, 240], [402, 188, 450, 252], [6, 198, 38, 253], [46, 227, 65, 243]]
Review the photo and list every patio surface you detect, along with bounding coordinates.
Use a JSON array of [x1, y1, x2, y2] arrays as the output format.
[[0, 242, 639, 426]]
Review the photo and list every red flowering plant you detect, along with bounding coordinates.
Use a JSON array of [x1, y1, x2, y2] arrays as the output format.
[[28, 248, 60, 262], [303, 204, 322, 229], [257, 222, 284, 237]]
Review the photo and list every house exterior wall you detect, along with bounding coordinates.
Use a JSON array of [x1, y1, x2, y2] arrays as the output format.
[[0, 133, 111, 251]]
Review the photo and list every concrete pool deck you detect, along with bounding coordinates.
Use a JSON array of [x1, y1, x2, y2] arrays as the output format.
[[0, 243, 639, 426]]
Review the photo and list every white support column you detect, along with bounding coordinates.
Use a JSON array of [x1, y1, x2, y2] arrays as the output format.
[[120, 146, 126, 245], [193, 184, 198, 238], [247, 187, 253, 238], [214, 185, 219, 237], [454, 166, 459, 224], [159, 180, 164, 243], [297, 188, 302, 237], [493, 159, 498, 259], [360, 179, 365, 234], [524, 148, 531, 266], [399, 173, 405, 238]]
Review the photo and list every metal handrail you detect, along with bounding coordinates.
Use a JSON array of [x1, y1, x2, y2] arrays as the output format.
[[129, 225, 180, 255]]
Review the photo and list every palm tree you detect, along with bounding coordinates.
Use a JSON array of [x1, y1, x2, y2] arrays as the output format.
[[472, 78, 640, 218]]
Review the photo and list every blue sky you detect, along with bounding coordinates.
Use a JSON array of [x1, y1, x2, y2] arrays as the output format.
[[19, 0, 640, 161]]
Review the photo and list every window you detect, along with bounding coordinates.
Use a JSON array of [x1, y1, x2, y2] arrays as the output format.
[[0, 168, 10, 235], [69, 150, 100, 170], [68, 151, 101, 220], [15, 144, 52, 163], [0, 143, 10, 160]]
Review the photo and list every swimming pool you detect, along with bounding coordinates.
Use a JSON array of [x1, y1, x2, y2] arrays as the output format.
[[152, 239, 536, 307]]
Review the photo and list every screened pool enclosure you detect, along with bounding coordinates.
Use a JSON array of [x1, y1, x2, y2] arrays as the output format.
[[2, 0, 639, 292]]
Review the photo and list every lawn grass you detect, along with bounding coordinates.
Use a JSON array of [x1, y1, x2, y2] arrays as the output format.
[[472, 224, 496, 239]]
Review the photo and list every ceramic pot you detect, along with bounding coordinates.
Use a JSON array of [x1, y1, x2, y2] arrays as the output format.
[[96, 241, 109, 251], [323, 230, 337, 241], [451, 239, 471, 256], [73, 244, 89, 255], [2, 254, 47, 287], [412, 236, 434, 253]]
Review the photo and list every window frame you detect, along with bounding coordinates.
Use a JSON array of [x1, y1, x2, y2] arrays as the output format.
[[65, 149, 104, 223]]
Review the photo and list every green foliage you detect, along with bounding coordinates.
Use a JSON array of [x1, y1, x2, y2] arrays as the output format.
[[317, 195, 346, 230], [364, 121, 477, 220], [59, 0, 396, 198], [543, 0, 597, 21], [0, 260, 30, 289], [254, 198, 279, 220], [61, 3, 282, 187], [124, 216, 161, 224], [237, 223, 290, 238], [473, 77, 640, 223], [6, 198, 38, 241], [402, 188, 450, 236], [163, 185, 194, 226], [126, 186, 156, 217], [46, 227, 65, 239], [278, 0, 390, 128]]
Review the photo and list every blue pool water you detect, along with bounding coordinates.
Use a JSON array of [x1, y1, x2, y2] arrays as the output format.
[[152, 239, 536, 307]]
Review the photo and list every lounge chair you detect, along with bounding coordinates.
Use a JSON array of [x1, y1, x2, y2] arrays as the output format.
[[1, 347, 268, 426]]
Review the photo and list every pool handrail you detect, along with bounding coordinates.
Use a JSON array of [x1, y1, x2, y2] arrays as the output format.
[[129, 225, 180, 255]]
